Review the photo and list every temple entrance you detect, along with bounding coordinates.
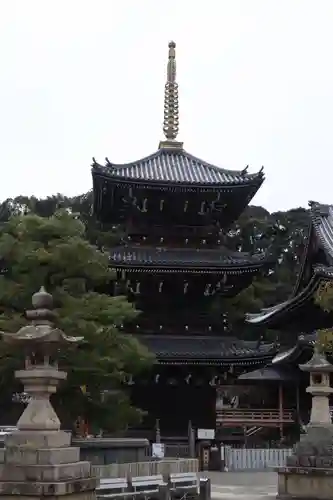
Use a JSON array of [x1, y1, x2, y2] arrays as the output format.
[[131, 383, 216, 438]]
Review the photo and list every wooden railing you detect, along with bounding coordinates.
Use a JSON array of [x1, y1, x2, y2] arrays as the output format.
[[216, 408, 294, 427]]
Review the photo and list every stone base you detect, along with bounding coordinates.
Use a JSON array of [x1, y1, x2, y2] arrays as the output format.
[[1, 491, 96, 500], [277, 466, 333, 500], [0, 477, 96, 497], [5, 430, 71, 449], [0, 495, 95, 500], [286, 424, 333, 469], [0, 431, 97, 499], [293, 425, 333, 457]]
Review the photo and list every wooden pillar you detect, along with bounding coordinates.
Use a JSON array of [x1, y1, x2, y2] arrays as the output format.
[[155, 418, 161, 443], [279, 384, 284, 440], [188, 420, 196, 458]]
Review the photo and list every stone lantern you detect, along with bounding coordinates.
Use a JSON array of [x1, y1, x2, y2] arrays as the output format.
[[0, 287, 97, 500], [277, 343, 333, 500], [299, 344, 333, 426]]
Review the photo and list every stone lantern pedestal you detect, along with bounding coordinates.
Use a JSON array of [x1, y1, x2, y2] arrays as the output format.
[[277, 345, 333, 500], [0, 288, 97, 500]]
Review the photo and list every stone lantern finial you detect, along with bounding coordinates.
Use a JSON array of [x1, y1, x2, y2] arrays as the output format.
[[27, 286, 56, 325], [32, 286, 53, 308]]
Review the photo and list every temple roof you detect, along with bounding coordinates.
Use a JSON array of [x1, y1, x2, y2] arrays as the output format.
[[246, 201, 333, 329], [92, 150, 264, 189], [137, 334, 277, 365], [110, 245, 267, 273], [308, 201, 333, 264]]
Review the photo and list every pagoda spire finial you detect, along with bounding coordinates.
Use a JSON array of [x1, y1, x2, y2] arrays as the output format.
[[159, 41, 183, 150]]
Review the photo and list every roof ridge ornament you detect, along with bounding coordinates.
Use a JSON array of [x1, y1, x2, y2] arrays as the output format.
[[159, 41, 184, 151]]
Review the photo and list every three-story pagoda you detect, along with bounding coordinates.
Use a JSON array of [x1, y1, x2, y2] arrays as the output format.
[[92, 42, 276, 441]]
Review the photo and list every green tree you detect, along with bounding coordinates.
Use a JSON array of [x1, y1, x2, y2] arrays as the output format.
[[315, 282, 333, 351], [0, 211, 153, 432], [0, 193, 124, 250]]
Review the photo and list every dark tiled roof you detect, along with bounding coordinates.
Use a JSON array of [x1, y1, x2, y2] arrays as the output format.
[[309, 201, 333, 264], [137, 334, 276, 364], [110, 245, 266, 272], [92, 149, 264, 187]]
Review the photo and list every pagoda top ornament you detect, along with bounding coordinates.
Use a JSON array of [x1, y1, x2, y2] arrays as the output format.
[[159, 41, 183, 150]]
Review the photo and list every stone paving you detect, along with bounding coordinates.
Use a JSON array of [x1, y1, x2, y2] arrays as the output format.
[[202, 471, 277, 500]]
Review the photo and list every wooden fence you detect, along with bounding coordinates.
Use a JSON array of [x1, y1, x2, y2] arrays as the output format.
[[92, 458, 199, 478], [224, 447, 292, 470]]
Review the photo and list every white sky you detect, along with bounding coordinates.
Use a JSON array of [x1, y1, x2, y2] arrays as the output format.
[[1, 0, 333, 212]]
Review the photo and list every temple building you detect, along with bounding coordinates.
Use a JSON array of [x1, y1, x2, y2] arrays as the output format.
[[247, 201, 333, 334], [241, 201, 333, 438], [91, 42, 278, 446]]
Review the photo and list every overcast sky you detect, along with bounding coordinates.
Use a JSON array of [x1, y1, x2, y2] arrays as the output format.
[[1, 0, 333, 212]]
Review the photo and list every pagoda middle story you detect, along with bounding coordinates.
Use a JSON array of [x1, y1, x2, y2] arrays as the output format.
[[92, 41, 277, 443]]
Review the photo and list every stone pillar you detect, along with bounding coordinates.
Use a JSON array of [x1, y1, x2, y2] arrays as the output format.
[[0, 287, 97, 500], [277, 344, 333, 500], [199, 478, 211, 500]]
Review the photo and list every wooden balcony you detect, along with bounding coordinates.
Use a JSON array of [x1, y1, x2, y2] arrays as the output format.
[[216, 408, 295, 427]]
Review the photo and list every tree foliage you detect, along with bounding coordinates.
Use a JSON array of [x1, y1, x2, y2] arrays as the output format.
[[0, 210, 153, 431], [314, 282, 333, 350]]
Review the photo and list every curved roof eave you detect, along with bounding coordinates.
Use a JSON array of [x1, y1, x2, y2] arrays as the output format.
[[246, 266, 332, 326]]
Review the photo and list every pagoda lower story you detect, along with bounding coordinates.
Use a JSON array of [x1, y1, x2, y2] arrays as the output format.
[[122, 334, 302, 449]]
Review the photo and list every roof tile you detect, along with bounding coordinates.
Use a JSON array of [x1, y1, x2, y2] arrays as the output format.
[[137, 334, 276, 362], [110, 245, 266, 270], [93, 149, 264, 186]]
